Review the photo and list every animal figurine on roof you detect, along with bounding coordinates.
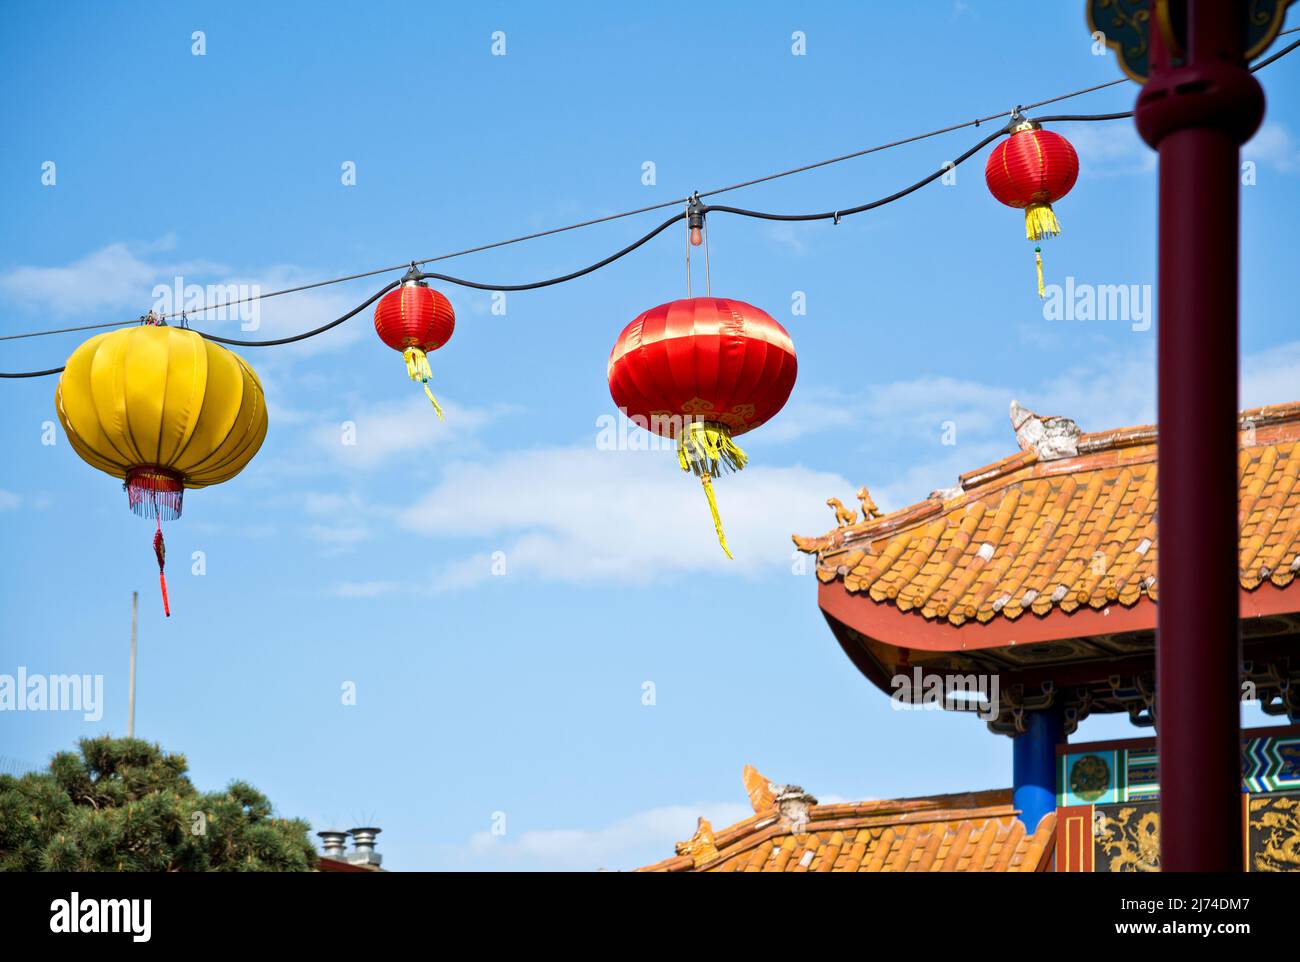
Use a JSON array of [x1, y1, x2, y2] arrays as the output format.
[[826, 497, 857, 528], [857, 486, 882, 520]]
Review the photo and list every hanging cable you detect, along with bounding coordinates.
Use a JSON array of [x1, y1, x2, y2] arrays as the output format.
[[702, 128, 1005, 222], [0, 73, 1165, 343], [198, 279, 400, 347], [6, 36, 1297, 345], [3, 39, 1298, 375], [0, 122, 998, 375], [0, 365, 67, 379], [409, 211, 685, 293]]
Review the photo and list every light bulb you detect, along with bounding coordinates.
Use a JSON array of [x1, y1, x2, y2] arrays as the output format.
[[689, 226, 703, 247]]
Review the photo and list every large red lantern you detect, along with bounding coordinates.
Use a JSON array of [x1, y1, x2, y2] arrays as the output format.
[[608, 297, 797, 557], [374, 277, 456, 419], [985, 120, 1079, 295]]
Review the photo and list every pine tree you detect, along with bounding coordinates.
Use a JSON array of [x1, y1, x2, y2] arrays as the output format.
[[0, 737, 317, 872]]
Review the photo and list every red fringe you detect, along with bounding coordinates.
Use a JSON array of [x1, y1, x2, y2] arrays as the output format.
[[126, 466, 184, 521]]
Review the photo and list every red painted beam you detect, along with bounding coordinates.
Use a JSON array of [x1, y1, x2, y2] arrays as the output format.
[[817, 578, 1298, 654]]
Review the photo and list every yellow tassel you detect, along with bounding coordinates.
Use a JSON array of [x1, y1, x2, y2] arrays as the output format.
[[403, 346, 431, 381], [677, 420, 747, 477], [421, 380, 445, 421], [403, 347, 444, 421], [1024, 202, 1061, 242], [1035, 247, 1045, 299], [699, 474, 733, 559], [677, 421, 745, 558]]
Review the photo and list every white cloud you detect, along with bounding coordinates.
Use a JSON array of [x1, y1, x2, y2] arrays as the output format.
[[0, 240, 394, 359], [1245, 122, 1300, 173], [843, 338, 1300, 512], [1244, 340, 1300, 407], [334, 580, 403, 599], [304, 522, 371, 547], [399, 446, 852, 588], [0, 237, 226, 318], [0, 490, 20, 510], [387, 336, 1300, 589], [312, 395, 514, 470], [764, 224, 808, 256], [302, 491, 367, 517], [758, 391, 862, 443], [194, 266, 379, 358], [1066, 124, 1156, 176], [466, 801, 754, 870]]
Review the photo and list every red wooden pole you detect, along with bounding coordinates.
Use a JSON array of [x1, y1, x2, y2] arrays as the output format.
[[1134, 1, 1264, 872]]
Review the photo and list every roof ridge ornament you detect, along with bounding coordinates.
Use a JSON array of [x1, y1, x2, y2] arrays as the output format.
[[1009, 399, 1081, 461], [674, 817, 719, 867]]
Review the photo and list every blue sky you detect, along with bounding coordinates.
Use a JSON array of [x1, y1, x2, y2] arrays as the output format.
[[2, 1, 1298, 871]]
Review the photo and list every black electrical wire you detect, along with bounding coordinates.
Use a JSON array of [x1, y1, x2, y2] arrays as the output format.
[[702, 128, 1005, 223], [703, 38, 1299, 225], [3, 37, 1298, 376], [0, 75, 1156, 344], [2, 211, 689, 364], [0, 318, 140, 341], [410, 211, 685, 292], [1032, 37, 1300, 127], [1, 279, 405, 369], [1252, 36, 1300, 72], [1035, 110, 1136, 123], [198, 278, 401, 346], [0, 365, 66, 378], [0, 123, 1005, 373]]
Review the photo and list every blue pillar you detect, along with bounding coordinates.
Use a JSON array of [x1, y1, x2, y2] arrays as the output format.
[[1012, 708, 1063, 832]]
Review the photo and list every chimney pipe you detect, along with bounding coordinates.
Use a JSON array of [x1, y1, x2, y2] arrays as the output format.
[[347, 826, 383, 867], [317, 829, 348, 860]]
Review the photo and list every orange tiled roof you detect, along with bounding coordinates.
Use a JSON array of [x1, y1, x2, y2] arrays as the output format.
[[637, 766, 1055, 873], [793, 401, 1300, 627]]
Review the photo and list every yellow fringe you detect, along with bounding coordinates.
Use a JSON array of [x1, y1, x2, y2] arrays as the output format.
[[677, 420, 747, 478], [677, 421, 744, 559], [699, 474, 733, 559], [403, 347, 444, 421], [1024, 202, 1061, 242], [1035, 248, 1045, 299]]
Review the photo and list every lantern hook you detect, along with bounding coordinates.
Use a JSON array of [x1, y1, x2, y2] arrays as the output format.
[[1007, 106, 1038, 134], [686, 192, 706, 239], [401, 262, 426, 286]]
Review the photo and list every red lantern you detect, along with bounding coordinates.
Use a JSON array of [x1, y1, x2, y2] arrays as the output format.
[[608, 297, 797, 557], [374, 278, 456, 419], [985, 120, 1079, 295]]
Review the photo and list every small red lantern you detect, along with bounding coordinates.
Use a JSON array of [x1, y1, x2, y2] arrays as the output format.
[[608, 297, 797, 557], [985, 119, 1079, 296], [374, 277, 456, 419]]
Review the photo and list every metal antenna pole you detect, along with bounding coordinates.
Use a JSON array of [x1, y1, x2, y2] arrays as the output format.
[[128, 591, 138, 737]]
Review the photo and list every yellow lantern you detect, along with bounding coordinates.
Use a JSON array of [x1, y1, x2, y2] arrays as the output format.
[[55, 323, 268, 616]]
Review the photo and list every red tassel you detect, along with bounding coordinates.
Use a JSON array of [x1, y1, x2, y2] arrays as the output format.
[[154, 516, 170, 618]]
